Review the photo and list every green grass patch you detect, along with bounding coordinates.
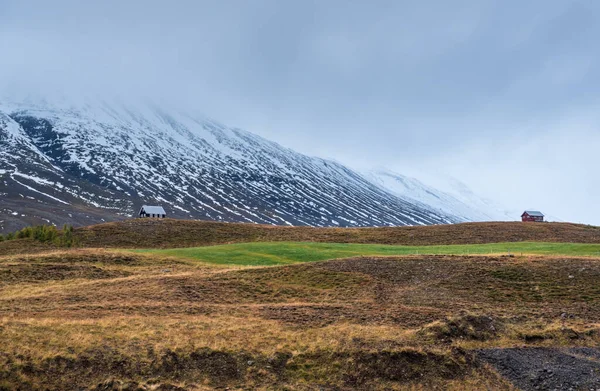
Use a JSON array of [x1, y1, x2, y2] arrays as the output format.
[[129, 241, 600, 266]]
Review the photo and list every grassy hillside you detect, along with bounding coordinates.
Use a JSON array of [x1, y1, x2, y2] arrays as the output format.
[[3, 219, 600, 256], [132, 241, 600, 266], [1, 250, 599, 389], [2, 219, 600, 389], [63, 219, 600, 248]]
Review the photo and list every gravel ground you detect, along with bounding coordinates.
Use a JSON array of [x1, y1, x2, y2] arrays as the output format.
[[478, 347, 600, 391]]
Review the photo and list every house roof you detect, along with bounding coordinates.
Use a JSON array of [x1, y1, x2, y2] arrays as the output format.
[[522, 210, 544, 217], [140, 205, 166, 215]]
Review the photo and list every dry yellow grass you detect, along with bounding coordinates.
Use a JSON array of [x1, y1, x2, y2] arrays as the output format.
[[1, 248, 599, 389]]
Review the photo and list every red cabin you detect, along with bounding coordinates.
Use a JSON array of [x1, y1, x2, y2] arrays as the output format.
[[521, 210, 544, 222]]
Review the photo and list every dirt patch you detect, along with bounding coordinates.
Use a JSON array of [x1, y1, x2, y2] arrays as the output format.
[[478, 347, 600, 390], [0, 263, 131, 284], [420, 314, 505, 342]]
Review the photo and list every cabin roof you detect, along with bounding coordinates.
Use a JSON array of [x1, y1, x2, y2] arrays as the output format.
[[522, 210, 544, 217], [140, 205, 166, 215]]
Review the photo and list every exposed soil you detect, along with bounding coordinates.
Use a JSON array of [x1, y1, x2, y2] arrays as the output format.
[[3, 219, 598, 254], [421, 314, 506, 342], [479, 347, 600, 390]]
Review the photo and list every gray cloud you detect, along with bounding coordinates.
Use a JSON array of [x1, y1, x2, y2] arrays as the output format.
[[1, 0, 599, 223]]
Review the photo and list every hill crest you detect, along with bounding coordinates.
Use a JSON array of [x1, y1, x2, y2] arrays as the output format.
[[1, 220, 592, 253]]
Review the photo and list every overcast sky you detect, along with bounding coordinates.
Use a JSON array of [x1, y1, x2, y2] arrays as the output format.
[[1, 0, 599, 223]]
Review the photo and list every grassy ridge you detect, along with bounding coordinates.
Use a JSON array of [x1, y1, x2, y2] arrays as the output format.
[[72, 220, 600, 249], [131, 241, 600, 266], [4, 220, 600, 256]]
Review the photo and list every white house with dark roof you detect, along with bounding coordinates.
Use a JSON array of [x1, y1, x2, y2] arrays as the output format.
[[138, 205, 166, 218]]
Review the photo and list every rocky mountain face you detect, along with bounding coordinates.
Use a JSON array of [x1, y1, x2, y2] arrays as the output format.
[[0, 97, 465, 233]]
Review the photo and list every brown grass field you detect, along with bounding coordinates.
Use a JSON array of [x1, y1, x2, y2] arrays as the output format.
[[3, 219, 600, 255], [1, 220, 600, 390], [74, 219, 600, 248]]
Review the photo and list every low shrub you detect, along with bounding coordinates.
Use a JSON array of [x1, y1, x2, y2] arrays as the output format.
[[2, 224, 76, 247]]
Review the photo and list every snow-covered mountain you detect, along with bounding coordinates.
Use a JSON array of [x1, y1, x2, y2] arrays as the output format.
[[363, 169, 515, 222], [0, 96, 465, 232]]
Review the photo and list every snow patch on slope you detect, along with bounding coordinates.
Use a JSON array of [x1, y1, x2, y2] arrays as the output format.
[[364, 168, 514, 222]]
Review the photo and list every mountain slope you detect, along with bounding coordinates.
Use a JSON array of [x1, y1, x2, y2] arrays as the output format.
[[364, 169, 515, 222], [0, 97, 460, 232]]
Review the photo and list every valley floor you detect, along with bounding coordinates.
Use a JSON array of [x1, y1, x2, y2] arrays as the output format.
[[2, 244, 600, 390]]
